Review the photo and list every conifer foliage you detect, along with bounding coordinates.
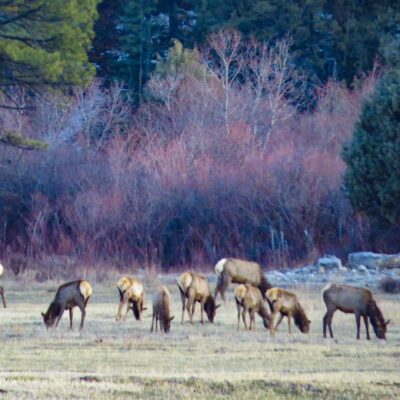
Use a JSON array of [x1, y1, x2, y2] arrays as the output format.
[[343, 70, 400, 224]]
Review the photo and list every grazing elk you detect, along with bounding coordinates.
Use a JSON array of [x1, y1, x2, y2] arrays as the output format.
[[41, 280, 92, 330], [234, 284, 271, 331], [322, 284, 390, 340], [116, 276, 145, 321], [177, 272, 220, 324], [150, 285, 174, 333], [265, 288, 310, 336], [0, 263, 6, 308], [214, 258, 272, 301]]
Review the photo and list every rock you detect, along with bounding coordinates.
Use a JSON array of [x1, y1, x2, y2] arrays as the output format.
[[357, 265, 367, 273], [348, 252, 400, 270], [317, 255, 343, 270]]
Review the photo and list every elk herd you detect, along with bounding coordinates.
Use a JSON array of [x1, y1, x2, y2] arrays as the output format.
[[0, 258, 391, 340]]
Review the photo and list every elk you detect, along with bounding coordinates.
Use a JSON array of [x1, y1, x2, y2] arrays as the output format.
[[265, 288, 310, 336], [214, 258, 272, 301], [177, 272, 220, 324], [41, 280, 92, 330], [234, 284, 271, 331], [322, 284, 390, 340], [0, 263, 6, 308], [150, 285, 174, 333], [116, 276, 145, 321]]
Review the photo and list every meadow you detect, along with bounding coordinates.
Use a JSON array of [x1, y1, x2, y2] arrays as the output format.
[[0, 275, 399, 399]]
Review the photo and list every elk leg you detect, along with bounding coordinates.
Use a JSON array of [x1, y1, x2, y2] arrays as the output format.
[[242, 309, 248, 330], [180, 291, 186, 324], [355, 312, 361, 340], [150, 314, 155, 333], [236, 302, 241, 331], [0, 287, 6, 308], [123, 299, 131, 321], [323, 306, 336, 338], [78, 300, 86, 330], [155, 317, 159, 332], [363, 315, 371, 340], [214, 277, 222, 301], [191, 302, 196, 322], [69, 308, 73, 330], [250, 309, 256, 331], [116, 298, 125, 321], [200, 299, 205, 324], [55, 305, 65, 328], [218, 273, 231, 302], [327, 310, 335, 338], [186, 297, 194, 324], [270, 301, 281, 336], [274, 314, 284, 332], [287, 315, 292, 334]]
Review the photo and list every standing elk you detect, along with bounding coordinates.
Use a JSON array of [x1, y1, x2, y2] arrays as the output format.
[[150, 285, 174, 333], [234, 284, 271, 331], [322, 284, 390, 340], [214, 258, 272, 301], [177, 272, 220, 324], [116, 276, 145, 322], [266, 288, 310, 336], [41, 280, 92, 330], [0, 263, 6, 308]]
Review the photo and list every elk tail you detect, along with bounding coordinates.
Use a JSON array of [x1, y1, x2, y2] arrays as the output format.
[[215, 258, 227, 277]]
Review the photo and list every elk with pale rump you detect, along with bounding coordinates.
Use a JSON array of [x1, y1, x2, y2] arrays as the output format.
[[0, 263, 6, 308], [177, 272, 220, 324], [116, 276, 145, 321], [234, 284, 271, 331], [322, 283, 390, 340], [214, 258, 272, 301], [150, 285, 174, 333], [265, 287, 310, 336], [41, 280, 92, 329]]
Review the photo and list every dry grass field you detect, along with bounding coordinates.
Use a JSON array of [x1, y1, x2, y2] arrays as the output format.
[[0, 275, 399, 399]]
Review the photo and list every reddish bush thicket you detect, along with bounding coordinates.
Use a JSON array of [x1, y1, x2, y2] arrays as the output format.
[[0, 36, 381, 272]]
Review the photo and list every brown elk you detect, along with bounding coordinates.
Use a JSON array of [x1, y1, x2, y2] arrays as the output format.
[[41, 280, 92, 330], [322, 284, 390, 340], [214, 258, 272, 301], [116, 276, 145, 322], [0, 263, 6, 308], [234, 284, 271, 331], [150, 285, 174, 333], [265, 288, 310, 336], [177, 272, 220, 324]]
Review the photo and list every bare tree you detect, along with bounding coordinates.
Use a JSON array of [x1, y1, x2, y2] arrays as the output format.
[[204, 29, 246, 134], [245, 38, 309, 149]]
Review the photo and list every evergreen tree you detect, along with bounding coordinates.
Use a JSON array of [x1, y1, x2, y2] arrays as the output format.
[[343, 70, 400, 224], [90, 0, 125, 82], [0, 0, 100, 92]]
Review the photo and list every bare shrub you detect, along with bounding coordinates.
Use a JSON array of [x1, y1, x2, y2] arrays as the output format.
[[380, 277, 400, 294]]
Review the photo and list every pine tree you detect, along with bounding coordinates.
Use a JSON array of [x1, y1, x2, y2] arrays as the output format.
[[0, 0, 100, 92], [343, 70, 400, 224]]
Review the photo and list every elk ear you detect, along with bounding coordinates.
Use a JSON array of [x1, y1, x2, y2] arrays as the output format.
[[41, 312, 45, 318], [215, 304, 221, 309], [385, 319, 391, 326], [142, 307, 147, 311], [169, 316, 174, 322]]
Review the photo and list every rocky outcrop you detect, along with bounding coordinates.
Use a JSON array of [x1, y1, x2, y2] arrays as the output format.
[[317, 256, 344, 271], [348, 252, 400, 270]]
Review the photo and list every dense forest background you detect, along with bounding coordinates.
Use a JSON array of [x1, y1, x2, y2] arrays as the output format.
[[0, 0, 399, 274]]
